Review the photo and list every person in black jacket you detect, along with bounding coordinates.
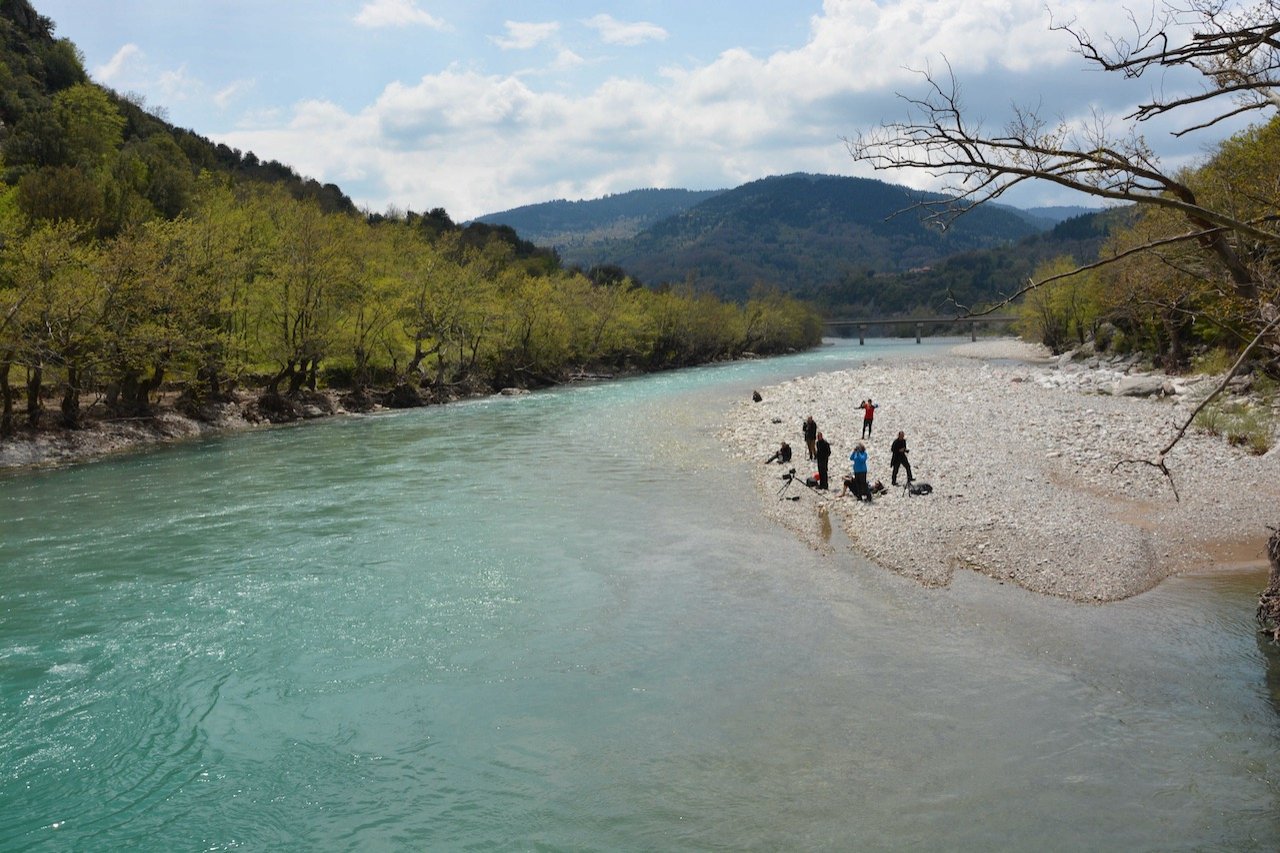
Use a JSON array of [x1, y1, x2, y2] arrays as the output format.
[[765, 442, 792, 464], [815, 432, 831, 489], [802, 416, 818, 460], [890, 430, 913, 486]]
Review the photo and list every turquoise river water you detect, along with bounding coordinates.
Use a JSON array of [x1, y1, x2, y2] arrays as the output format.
[[2, 338, 1278, 851]]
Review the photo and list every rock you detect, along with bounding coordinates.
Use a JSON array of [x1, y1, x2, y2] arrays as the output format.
[[382, 383, 425, 409], [1113, 376, 1166, 397], [500, 387, 530, 396]]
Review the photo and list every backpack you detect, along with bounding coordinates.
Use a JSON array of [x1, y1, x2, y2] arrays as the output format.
[[907, 482, 933, 496]]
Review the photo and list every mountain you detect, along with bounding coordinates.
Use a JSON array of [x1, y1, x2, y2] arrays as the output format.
[[1010, 205, 1101, 228], [0, 0, 356, 227], [574, 173, 1043, 299], [472, 187, 725, 256]]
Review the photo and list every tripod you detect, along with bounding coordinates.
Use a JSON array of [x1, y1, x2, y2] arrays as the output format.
[[776, 468, 802, 501]]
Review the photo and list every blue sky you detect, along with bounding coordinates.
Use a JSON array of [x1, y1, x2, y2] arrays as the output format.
[[38, 0, 1225, 220]]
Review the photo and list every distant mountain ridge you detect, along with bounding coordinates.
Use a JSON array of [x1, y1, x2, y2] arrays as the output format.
[[554, 174, 1040, 299], [473, 174, 1099, 302], [472, 188, 725, 255]]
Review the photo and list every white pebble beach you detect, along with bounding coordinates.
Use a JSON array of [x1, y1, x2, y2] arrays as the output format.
[[722, 339, 1280, 602]]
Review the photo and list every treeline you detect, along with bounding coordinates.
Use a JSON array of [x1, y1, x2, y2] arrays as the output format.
[[0, 3, 821, 436], [811, 208, 1130, 320], [0, 175, 821, 437], [1017, 115, 1280, 373]]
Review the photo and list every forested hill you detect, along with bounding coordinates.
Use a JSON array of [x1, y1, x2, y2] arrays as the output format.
[[573, 173, 1042, 300], [0, 0, 355, 222], [472, 188, 725, 255], [808, 206, 1133, 319]]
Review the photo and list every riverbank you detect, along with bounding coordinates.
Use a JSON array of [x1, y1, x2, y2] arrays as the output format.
[[0, 383, 516, 471], [723, 340, 1280, 602], [0, 390, 327, 471]]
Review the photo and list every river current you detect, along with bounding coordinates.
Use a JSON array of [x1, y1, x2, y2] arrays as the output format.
[[2, 338, 1277, 851]]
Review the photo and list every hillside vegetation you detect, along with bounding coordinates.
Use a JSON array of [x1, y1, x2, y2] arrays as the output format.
[[542, 173, 1055, 305], [0, 0, 822, 438], [473, 188, 724, 255]]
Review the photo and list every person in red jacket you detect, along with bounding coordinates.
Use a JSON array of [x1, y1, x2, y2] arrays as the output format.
[[860, 399, 877, 438]]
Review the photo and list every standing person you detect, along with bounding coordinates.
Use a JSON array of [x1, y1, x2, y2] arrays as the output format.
[[890, 430, 913, 486], [814, 431, 831, 490], [803, 416, 818, 460], [850, 443, 871, 501], [860, 399, 877, 438]]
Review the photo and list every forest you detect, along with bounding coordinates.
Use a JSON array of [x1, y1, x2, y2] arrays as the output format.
[[1007, 115, 1280, 375], [0, 1, 822, 437]]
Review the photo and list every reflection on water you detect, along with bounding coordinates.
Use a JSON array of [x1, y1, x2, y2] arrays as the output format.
[[817, 504, 832, 543], [1260, 629, 1280, 717], [1, 339, 1277, 850]]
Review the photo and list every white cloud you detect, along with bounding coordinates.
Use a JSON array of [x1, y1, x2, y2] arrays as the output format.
[[584, 14, 668, 46], [214, 79, 255, 110], [491, 21, 560, 51], [93, 44, 142, 84], [553, 49, 586, 71], [156, 65, 198, 103], [215, 0, 1220, 219], [354, 0, 446, 29]]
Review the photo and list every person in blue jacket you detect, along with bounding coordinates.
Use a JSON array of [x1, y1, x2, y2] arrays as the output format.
[[849, 442, 872, 502]]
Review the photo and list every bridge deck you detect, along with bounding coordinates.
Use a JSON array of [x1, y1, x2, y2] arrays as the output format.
[[822, 315, 1018, 343]]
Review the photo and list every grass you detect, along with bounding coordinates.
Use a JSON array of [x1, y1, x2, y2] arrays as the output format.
[[1191, 347, 1237, 375], [1196, 399, 1274, 454]]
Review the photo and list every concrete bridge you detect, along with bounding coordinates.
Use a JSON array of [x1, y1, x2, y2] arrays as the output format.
[[823, 314, 1018, 344]]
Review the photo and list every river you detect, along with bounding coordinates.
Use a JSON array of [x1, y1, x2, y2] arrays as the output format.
[[2, 338, 1277, 851]]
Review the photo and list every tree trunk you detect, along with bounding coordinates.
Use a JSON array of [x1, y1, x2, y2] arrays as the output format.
[[266, 361, 295, 396], [141, 363, 166, 411], [1259, 528, 1280, 643], [60, 365, 81, 429], [0, 355, 13, 438], [26, 365, 42, 427], [112, 371, 150, 417], [287, 363, 307, 396]]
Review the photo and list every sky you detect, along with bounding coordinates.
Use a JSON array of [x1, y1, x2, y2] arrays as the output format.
[[35, 0, 1233, 221]]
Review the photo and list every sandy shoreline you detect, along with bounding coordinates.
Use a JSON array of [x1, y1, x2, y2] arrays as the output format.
[[722, 340, 1280, 602]]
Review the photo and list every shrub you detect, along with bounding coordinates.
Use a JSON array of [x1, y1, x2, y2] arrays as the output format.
[[1192, 347, 1236, 375], [1193, 404, 1223, 436], [1222, 405, 1273, 455]]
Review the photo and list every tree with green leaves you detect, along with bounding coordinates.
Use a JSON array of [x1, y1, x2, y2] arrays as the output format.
[[252, 190, 356, 395]]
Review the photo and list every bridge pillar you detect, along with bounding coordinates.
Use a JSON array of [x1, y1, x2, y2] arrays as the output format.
[[859, 324, 866, 346], [915, 322, 922, 344]]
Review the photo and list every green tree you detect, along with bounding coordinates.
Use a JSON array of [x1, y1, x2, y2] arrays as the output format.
[[4, 221, 101, 427], [1018, 257, 1102, 354], [339, 218, 404, 389], [252, 191, 355, 395], [53, 83, 125, 167]]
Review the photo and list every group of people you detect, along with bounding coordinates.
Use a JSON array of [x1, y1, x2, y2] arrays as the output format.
[[765, 398, 916, 503]]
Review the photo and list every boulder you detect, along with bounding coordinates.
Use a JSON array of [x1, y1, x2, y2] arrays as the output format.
[[1113, 376, 1166, 397]]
